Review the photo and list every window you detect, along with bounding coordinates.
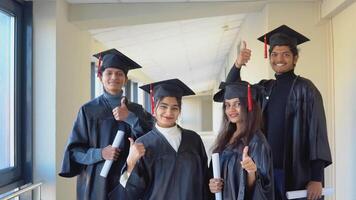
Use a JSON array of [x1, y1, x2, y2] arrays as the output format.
[[0, 6, 15, 172], [0, 0, 33, 194]]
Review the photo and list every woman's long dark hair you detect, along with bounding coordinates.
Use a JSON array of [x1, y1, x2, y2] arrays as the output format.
[[212, 98, 263, 153]]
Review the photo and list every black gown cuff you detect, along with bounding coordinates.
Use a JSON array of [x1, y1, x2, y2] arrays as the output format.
[[311, 160, 324, 182]]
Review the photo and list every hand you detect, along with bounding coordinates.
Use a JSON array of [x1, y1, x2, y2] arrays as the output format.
[[306, 181, 322, 200], [126, 138, 146, 173], [240, 146, 257, 174], [235, 40, 251, 68], [101, 145, 120, 161], [112, 97, 129, 121], [209, 178, 224, 193]]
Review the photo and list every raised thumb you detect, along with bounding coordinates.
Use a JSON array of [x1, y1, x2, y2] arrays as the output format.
[[128, 137, 134, 146], [242, 146, 249, 160]]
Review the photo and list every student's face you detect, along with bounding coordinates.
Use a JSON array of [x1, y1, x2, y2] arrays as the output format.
[[269, 45, 298, 74], [155, 97, 180, 128], [100, 68, 127, 95], [224, 98, 242, 124]]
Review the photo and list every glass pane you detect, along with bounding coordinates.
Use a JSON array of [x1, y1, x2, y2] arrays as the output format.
[[0, 10, 15, 170]]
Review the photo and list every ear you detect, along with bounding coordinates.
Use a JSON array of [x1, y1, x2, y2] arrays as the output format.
[[293, 55, 299, 65]]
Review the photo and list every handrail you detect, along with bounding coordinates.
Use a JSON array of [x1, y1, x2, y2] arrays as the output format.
[[1, 182, 42, 200]]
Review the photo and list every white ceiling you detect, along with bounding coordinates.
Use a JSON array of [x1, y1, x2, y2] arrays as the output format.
[[68, 0, 260, 3], [89, 14, 245, 93]]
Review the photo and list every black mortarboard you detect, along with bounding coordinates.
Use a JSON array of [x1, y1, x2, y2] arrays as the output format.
[[140, 79, 195, 113], [213, 81, 257, 112], [257, 25, 310, 58], [93, 48, 142, 76]]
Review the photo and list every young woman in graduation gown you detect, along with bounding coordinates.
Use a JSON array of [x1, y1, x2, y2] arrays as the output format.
[[58, 49, 154, 200], [109, 78, 209, 200], [209, 81, 274, 200]]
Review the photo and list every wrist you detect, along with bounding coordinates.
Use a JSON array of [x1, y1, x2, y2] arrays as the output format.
[[235, 62, 242, 69], [126, 159, 135, 173]]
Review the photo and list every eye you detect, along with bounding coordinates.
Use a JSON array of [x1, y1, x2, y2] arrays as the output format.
[[283, 52, 291, 57], [159, 105, 168, 109], [171, 107, 179, 111], [270, 52, 277, 57], [117, 72, 125, 77]]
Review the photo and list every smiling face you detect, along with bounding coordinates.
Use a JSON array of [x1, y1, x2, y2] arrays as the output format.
[[99, 67, 127, 95], [269, 45, 298, 74], [154, 96, 181, 128], [224, 98, 243, 124]]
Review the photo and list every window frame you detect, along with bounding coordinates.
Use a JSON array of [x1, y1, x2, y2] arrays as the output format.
[[0, 0, 33, 194]]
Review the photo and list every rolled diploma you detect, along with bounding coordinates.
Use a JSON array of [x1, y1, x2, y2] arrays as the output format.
[[286, 188, 334, 199], [100, 130, 125, 178], [212, 153, 222, 200]]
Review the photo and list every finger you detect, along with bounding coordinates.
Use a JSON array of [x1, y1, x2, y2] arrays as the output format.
[[241, 40, 247, 50], [128, 137, 134, 146], [121, 97, 127, 108], [242, 146, 249, 160]]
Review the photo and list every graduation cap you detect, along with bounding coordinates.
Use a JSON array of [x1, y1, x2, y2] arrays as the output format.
[[93, 48, 142, 77], [257, 25, 310, 58], [140, 79, 195, 114], [213, 81, 258, 112]]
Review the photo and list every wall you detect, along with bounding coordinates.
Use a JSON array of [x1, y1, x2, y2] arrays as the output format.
[[331, 1, 356, 199], [180, 95, 212, 132], [180, 97, 202, 131], [33, 0, 101, 199], [56, 0, 93, 199], [33, 1, 57, 199]]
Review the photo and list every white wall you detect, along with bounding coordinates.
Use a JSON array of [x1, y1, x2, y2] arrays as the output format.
[[331, 1, 356, 199], [180, 97, 202, 131], [33, 1, 57, 200], [33, 0, 102, 199], [180, 95, 212, 132], [56, 0, 93, 199]]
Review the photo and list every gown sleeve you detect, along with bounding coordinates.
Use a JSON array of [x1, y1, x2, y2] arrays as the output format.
[[250, 140, 274, 200], [307, 86, 332, 166], [59, 107, 103, 177], [225, 64, 242, 82]]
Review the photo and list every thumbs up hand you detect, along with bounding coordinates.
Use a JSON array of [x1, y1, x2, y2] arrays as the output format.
[[126, 137, 146, 173], [235, 40, 251, 69], [113, 97, 129, 121], [240, 146, 257, 174]]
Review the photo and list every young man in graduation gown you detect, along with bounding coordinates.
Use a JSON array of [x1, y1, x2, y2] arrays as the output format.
[[225, 25, 332, 200], [109, 79, 209, 200], [59, 49, 154, 200]]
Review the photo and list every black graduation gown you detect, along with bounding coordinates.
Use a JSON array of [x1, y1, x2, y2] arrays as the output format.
[[58, 94, 154, 200], [226, 66, 332, 192], [109, 127, 209, 200], [209, 131, 274, 200]]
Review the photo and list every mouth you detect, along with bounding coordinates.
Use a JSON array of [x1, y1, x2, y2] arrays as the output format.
[[228, 113, 239, 118], [162, 116, 175, 121], [275, 63, 285, 67], [108, 82, 120, 85]]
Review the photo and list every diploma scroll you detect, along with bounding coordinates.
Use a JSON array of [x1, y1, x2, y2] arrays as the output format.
[[286, 188, 334, 199], [100, 130, 125, 178], [212, 153, 222, 200]]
